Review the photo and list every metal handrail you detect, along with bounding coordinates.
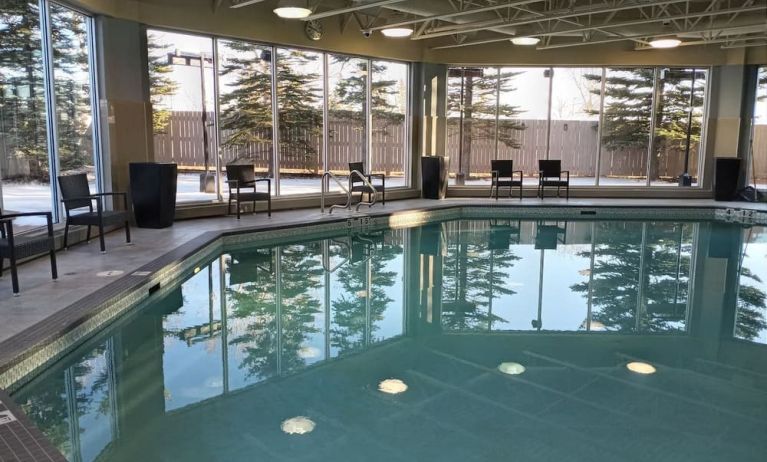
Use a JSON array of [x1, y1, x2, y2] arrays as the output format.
[[349, 170, 377, 212], [321, 171, 351, 214]]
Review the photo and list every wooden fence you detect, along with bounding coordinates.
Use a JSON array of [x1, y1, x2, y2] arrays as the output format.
[[152, 111, 767, 181], [153, 111, 406, 175]]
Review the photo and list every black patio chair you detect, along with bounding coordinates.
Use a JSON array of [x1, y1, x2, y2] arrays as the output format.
[[490, 160, 523, 199], [59, 173, 131, 253], [226, 164, 271, 219], [0, 209, 57, 295], [349, 162, 385, 205], [538, 160, 570, 199]]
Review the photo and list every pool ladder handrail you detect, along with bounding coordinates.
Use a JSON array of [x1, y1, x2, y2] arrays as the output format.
[[320, 170, 377, 214]]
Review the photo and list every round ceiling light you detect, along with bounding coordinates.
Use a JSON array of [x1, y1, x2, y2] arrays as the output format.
[[626, 361, 657, 375], [649, 38, 681, 49], [381, 27, 414, 38], [497, 362, 526, 375], [378, 378, 408, 394], [274, 0, 311, 19], [511, 37, 540, 46], [281, 416, 316, 435]]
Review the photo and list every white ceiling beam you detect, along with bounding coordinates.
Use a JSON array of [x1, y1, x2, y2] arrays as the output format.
[[230, 0, 267, 9], [304, 0, 408, 21], [369, 0, 543, 31]]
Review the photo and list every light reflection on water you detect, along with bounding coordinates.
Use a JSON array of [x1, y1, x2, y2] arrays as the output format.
[[11, 219, 767, 462]]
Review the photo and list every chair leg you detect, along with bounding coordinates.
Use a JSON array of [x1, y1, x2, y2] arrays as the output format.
[[86, 225, 92, 243], [382, 188, 385, 205], [566, 185, 570, 200], [63, 222, 70, 249], [520, 184, 523, 200], [253, 199, 256, 216], [98, 221, 106, 253], [227, 197, 232, 216], [125, 221, 131, 243], [236, 198, 241, 220], [267, 196, 272, 217], [9, 253, 19, 295], [0, 256, 4, 277], [50, 247, 58, 280]]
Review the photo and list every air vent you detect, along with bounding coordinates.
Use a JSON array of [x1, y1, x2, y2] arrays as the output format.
[[580, 210, 597, 216]]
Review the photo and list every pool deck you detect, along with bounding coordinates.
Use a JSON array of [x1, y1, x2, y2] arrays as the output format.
[[0, 197, 763, 348]]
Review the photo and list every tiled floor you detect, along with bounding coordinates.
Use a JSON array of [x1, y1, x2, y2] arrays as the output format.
[[0, 197, 763, 346]]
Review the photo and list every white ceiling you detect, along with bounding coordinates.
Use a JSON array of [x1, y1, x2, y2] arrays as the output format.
[[226, 0, 767, 50]]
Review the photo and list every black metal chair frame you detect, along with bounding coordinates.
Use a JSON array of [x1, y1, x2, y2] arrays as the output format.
[[538, 160, 570, 199], [490, 160, 523, 200], [348, 162, 386, 205], [59, 174, 131, 253], [0, 211, 57, 295], [226, 164, 271, 219]]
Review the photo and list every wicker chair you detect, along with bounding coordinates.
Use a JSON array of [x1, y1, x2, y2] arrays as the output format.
[[0, 209, 57, 295], [58, 173, 131, 253], [225, 164, 271, 219], [538, 160, 570, 199], [349, 162, 385, 205], [490, 160, 523, 199]]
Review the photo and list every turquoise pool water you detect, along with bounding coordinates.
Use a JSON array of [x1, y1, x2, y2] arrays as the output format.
[[10, 218, 767, 461]]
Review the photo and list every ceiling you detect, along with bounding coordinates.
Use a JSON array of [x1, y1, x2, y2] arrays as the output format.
[[224, 0, 767, 51]]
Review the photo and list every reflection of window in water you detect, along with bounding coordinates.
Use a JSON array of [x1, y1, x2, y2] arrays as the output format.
[[735, 226, 767, 344]]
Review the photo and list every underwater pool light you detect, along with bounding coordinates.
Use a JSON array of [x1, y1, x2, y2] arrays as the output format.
[[378, 378, 408, 394], [298, 346, 320, 359], [281, 416, 316, 435], [498, 362, 526, 375], [626, 361, 656, 375]]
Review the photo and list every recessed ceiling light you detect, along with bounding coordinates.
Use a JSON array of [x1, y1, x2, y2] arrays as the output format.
[[274, 0, 311, 19], [378, 378, 408, 394], [626, 361, 657, 374], [381, 27, 413, 38], [281, 416, 316, 434], [511, 37, 540, 46], [649, 38, 681, 49], [498, 362, 526, 375]]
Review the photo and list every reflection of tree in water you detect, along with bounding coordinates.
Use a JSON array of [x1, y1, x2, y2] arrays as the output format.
[[736, 267, 767, 341], [18, 343, 111, 456], [571, 222, 693, 332], [225, 243, 324, 379], [441, 221, 518, 331], [330, 234, 403, 354]]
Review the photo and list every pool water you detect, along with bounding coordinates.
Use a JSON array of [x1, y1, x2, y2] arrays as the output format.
[[10, 218, 767, 462]]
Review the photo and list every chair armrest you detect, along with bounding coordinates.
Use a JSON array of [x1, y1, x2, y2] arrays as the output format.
[[254, 178, 271, 193], [367, 173, 386, 180], [513, 170, 524, 181], [562, 170, 570, 181], [93, 192, 127, 198], [254, 178, 271, 184], [62, 195, 101, 203]]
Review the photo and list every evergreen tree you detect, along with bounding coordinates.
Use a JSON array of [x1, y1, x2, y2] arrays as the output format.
[[0, 0, 48, 181], [147, 32, 178, 135]]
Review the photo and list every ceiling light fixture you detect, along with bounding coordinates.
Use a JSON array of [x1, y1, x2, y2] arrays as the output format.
[[511, 37, 540, 46], [649, 37, 681, 49], [381, 27, 414, 38], [273, 0, 311, 19]]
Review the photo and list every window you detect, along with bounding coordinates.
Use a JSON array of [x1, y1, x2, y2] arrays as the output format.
[[217, 40, 275, 194], [371, 60, 408, 188], [327, 54, 366, 192], [0, 1, 100, 230], [148, 30, 216, 203], [735, 225, 767, 344], [446, 66, 708, 188], [749, 66, 767, 190]]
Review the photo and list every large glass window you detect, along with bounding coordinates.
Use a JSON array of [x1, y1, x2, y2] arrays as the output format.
[[750, 66, 767, 190], [0, 1, 51, 228], [148, 30, 216, 203], [371, 60, 408, 188], [217, 40, 274, 194], [549, 68, 601, 185], [447, 65, 708, 189], [327, 54, 366, 192], [735, 226, 767, 344]]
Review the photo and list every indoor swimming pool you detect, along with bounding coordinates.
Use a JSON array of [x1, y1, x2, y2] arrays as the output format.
[[8, 216, 767, 462]]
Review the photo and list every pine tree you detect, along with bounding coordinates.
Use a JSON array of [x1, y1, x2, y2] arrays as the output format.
[[146, 31, 178, 135], [0, 0, 49, 181]]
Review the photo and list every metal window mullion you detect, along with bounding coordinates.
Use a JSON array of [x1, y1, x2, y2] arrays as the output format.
[[494, 67, 500, 160], [106, 337, 120, 440], [211, 38, 223, 201], [646, 68, 660, 187], [85, 15, 104, 195], [39, 0, 61, 222], [595, 68, 606, 187], [64, 367, 83, 462], [322, 53, 329, 175], [586, 222, 596, 330], [366, 59, 373, 171], [219, 255, 229, 393], [271, 46, 281, 196], [276, 246, 282, 375], [545, 67, 553, 160], [636, 223, 648, 331]]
